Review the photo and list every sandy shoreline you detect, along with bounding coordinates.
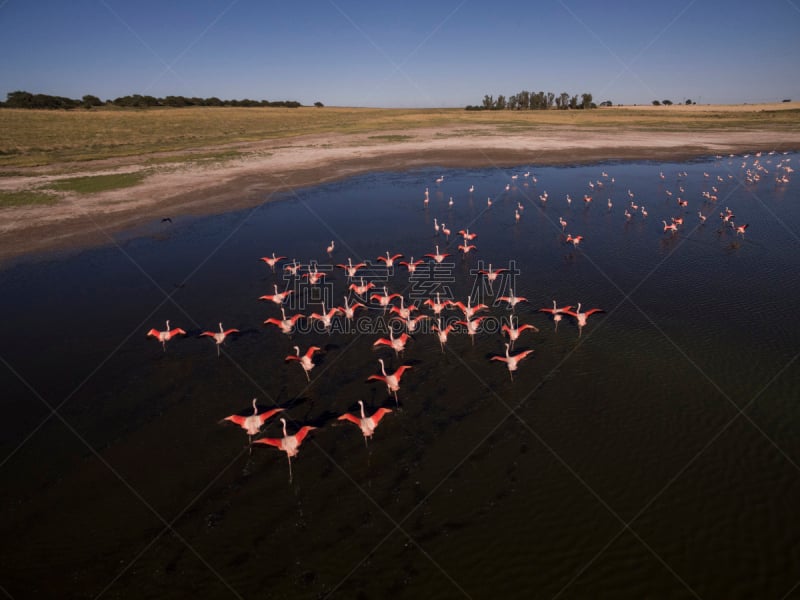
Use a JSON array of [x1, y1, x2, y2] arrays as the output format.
[[1, 125, 799, 265]]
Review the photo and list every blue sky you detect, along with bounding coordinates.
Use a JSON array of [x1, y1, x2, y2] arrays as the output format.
[[1, 0, 799, 107]]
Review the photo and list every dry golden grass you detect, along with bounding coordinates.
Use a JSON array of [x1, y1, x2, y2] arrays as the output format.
[[1, 103, 798, 168]]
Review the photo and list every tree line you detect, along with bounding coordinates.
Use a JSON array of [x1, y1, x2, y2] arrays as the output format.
[[0, 91, 309, 110], [465, 91, 608, 111]]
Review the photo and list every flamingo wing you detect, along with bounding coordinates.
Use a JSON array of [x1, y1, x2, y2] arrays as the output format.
[[225, 415, 247, 427], [258, 408, 285, 424], [584, 309, 605, 316], [393, 365, 413, 380], [367, 374, 387, 383], [371, 408, 392, 424], [338, 413, 362, 426], [293, 426, 316, 445], [253, 437, 284, 449]]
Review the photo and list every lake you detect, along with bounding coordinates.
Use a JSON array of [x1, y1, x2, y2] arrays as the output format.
[[1, 152, 798, 599]]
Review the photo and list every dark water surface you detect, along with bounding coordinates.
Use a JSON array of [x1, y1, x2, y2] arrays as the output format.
[[1, 153, 799, 599]]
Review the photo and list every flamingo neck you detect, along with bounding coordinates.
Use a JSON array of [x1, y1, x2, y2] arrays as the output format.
[[358, 400, 366, 419]]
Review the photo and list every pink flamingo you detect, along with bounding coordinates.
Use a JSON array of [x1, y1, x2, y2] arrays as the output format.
[[455, 316, 485, 345], [373, 330, 411, 356], [501, 315, 538, 349], [377, 251, 404, 268], [441, 223, 452, 240], [370, 286, 402, 312], [425, 245, 451, 264], [303, 264, 325, 285], [478, 263, 508, 288], [285, 345, 321, 381], [337, 258, 367, 279], [200, 322, 240, 356], [491, 343, 534, 381], [367, 359, 412, 406], [734, 223, 749, 237], [338, 400, 392, 446], [309, 301, 340, 330], [389, 296, 417, 320], [423, 292, 450, 315], [326, 240, 335, 256], [538, 300, 573, 331], [457, 242, 477, 255], [395, 314, 429, 334], [458, 228, 477, 241], [399, 257, 424, 273], [662, 220, 678, 234], [497, 289, 528, 312], [338, 296, 365, 320], [223, 398, 284, 444], [283, 259, 301, 276], [264, 307, 303, 335], [561, 303, 605, 337], [147, 320, 186, 351], [349, 277, 375, 297], [565, 234, 584, 247], [451, 296, 489, 320], [259, 252, 286, 272], [253, 417, 317, 483], [259, 283, 293, 305], [432, 318, 455, 352]]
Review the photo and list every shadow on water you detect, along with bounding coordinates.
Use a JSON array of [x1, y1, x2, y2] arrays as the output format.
[[1, 155, 799, 598]]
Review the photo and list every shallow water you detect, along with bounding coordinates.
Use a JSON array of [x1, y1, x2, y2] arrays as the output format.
[[1, 153, 799, 598]]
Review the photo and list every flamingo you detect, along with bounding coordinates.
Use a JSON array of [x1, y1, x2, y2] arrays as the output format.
[[264, 307, 303, 335], [468, 184, 475, 193], [339, 296, 365, 320], [565, 234, 583, 247], [698, 211, 707, 223], [607, 198, 613, 210], [501, 315, 538, 349], [370, 286, 402, 312], [367, 359, 412, 406], [395, 314, 429, 334], [434, 218, 440, 235], [497, 289, 528, 312], [389, 296, 417, 320], [146, 320, 186, 351], [259, 252, 286, 272], [338, 400, 392, 446], [448, 197, 454, 208], [441, 222, 451, 240], [517, 202, 525, 212], [734, 223, 749, 237], [373, 329, 411, 356], [491, 343, 534, 381], [285, 345, 321, 381], [326, 240, 335, 256], [399, 257, 424, 273], [253, 418, 317, 483], [561, 303, 604, 337], [458, 229, 477, 241], [259, 284, 293, 305], [515, 209, 520, 223], [672, 216, 684, 226], [337, 258, 367, 279], [377, 251, 404, 268], [200, 322, 240, 356], [457, 242, 477, 255], [303, 264, 325, 285], [223, 398, 284, 444], [478, 263, 508, 287], [456, 317, 485, 345], [349, 277, 375, 297], [432, 318, 455, 352], [566, 194, 572, 206], [641, 206, 648, 218], [309, 301, 340, 330], [487, 197, 492, 208], [423, 292, 450, 315], [425, 245, 451, 264], [678, 198, 688, 208], [538, 300, 573, 331], [435, 175, 444, 184], [452, 296, 489, 320], [283, 259, 301, 276], [559, 217, 567, 230], [662, 220, 678, 234]]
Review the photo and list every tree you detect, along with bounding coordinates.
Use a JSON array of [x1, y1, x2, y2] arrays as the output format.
[[652, 100, 661, 105], [314, 101, 324, 108], [494, 95, 506, 110], [685, 99, 692, 105], [81, 94, 102, 108], [546, 92, 555, 109], [662, 99, 673, 106], [482, 94, 494, 110], [569, 95, 578, 109], [507, 95, 518, 110], [559, 92, 570, 109], [581, 92, 593, 109]]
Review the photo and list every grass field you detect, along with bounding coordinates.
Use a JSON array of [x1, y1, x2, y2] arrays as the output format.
[[1, 103, 799, 169]]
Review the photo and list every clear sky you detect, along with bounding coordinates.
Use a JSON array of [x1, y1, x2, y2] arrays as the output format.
[[1, 0, 799, 108]]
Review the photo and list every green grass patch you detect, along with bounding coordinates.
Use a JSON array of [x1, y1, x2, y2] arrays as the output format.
[[47, 172, 146, 194], [0, 190, 58, 207]]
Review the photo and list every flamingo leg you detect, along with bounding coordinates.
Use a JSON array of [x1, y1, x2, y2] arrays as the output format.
[[304, 369, 310, 382], [287, 454, 293, 484]]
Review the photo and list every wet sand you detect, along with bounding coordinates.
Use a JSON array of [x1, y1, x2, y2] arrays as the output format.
[[1, 125, 798, 263]]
